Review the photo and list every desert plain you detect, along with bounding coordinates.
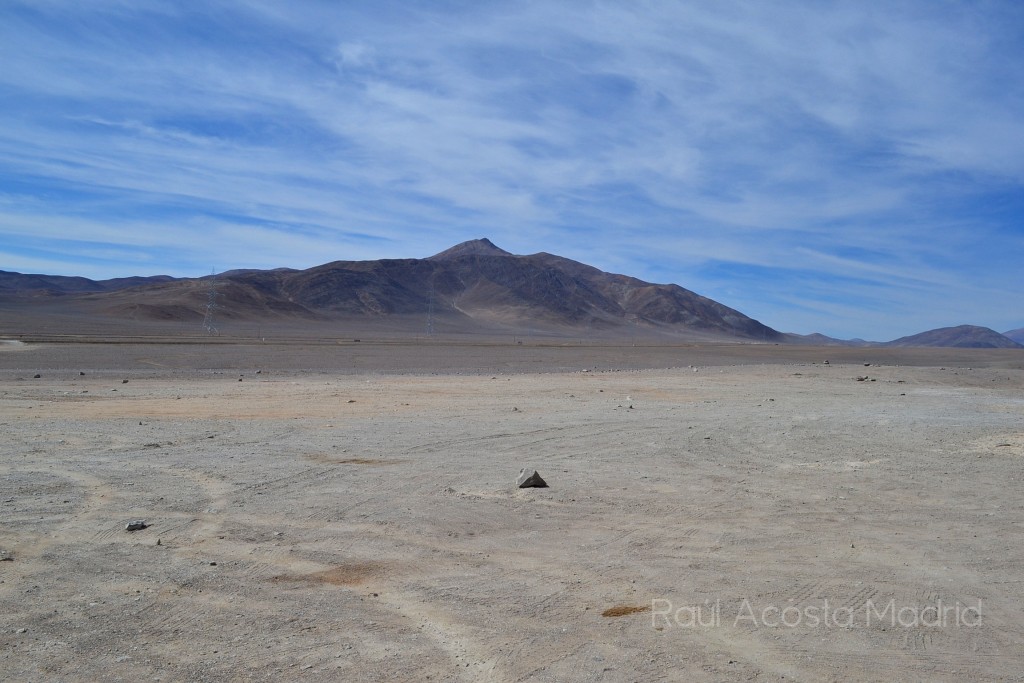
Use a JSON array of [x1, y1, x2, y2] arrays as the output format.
[[2, 337, 1023, 682]]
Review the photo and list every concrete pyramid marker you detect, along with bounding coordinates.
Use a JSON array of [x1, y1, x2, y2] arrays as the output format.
[[517, 468, 548, 488]]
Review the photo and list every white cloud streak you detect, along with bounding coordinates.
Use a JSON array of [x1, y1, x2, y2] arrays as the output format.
[[0, 0, 1021, 338]]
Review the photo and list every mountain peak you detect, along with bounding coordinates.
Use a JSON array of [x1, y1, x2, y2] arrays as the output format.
[[429, 238, 512, 260]]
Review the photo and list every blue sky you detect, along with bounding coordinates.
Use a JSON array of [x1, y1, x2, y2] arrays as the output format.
[[1, 1, 1022, 340]]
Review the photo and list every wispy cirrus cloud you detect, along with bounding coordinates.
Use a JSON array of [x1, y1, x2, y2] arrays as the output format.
[[1, 0, 1021, 338]]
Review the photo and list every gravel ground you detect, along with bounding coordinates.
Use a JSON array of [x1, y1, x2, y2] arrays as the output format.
[[1, 341, 1023, 681]]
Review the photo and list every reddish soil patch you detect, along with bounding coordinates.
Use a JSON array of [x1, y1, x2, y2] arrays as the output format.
[[602, 605, 651, 618]]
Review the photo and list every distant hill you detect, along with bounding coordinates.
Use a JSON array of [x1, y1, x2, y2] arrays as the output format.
[[783, 332, 872, 346], [0, 270, 178, 294], [0, 239, 783, 341], [884, 325, 1023, 349], [1003, 328, 1024, 344]]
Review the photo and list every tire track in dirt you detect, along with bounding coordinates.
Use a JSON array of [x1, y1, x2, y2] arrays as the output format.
[[0, 465, 115, 589], [778, 645, 1021, 679], [136, 538, 498, 681], [401, 422, 630, 455], [78, 461, 239, 547], [370, 587, 506, 683]]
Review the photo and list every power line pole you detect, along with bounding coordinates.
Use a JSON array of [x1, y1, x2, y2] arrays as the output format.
[[426, 282, 435, 337], [202, 269, 219, 336]]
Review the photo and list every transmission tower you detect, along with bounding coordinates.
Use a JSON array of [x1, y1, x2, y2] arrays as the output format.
[[426, 282, 436, 336], [202, 269, 219, 335]]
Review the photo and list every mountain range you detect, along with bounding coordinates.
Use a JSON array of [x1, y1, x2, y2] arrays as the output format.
[[1, 238, 1021, 348]]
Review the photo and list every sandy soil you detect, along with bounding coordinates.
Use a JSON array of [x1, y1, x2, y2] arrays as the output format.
[[1, 341, 1023, 682]]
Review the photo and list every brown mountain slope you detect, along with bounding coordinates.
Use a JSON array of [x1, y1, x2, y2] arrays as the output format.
[[0, 239, 783, 341], [224, 240, 782, 339]]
